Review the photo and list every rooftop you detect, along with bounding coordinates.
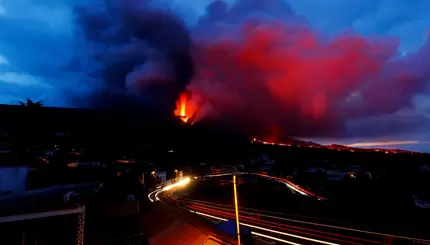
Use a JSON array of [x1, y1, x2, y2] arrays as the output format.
[[141, 203, 237, 245], [0, 183, 99, 217]]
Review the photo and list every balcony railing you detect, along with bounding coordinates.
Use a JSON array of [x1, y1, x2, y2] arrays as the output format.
[[0, 206, 86, 245]]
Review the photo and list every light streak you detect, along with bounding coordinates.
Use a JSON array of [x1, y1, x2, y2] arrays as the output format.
[[189, 210, 228, 221], [203, 172, 324, 199], [147, 189, 159, 202], [170, 176, 429, 244], [284, 182, 308, 196], [155, 190, 162, 201], [189, 209, 338, 245], [188, 205, 372, 245], [251, 231, 302, 245], [205, 173, 235, 177], [185, 198, 337, 223], [162, 177, 191, 191], [147, 192, 154, 202], [148, 177, 191, 202], [241, 221, 339, 245], [186, 202, 430, 244], [251, 173, 325, 200]]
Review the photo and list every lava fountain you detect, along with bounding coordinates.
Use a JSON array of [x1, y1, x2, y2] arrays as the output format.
[[174, 93, 191, 123]]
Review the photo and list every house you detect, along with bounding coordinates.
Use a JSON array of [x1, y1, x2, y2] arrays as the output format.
[[0, 164, 30, 195], [0, 130, 30, 195], [249, 154, 275, 172], [307, 164, 326, 173], [420, 164, 430, 171], [344, 165, 364, 173], [325, 169, 345, 181], [414, 196, 430, 209], [305, 162, 346, 181], [251, 154, 275, 165], [0, 129, 12, 154], [156, 171, 167, 183], [219, 164, 238, 173], [342, 164, 372, 179]]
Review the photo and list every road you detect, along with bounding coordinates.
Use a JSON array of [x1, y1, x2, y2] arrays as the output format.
[[205, 172, 326, 200], [184, 199, 381, 245], [151, 175, 430, 245], [147, 177, 191, 203]]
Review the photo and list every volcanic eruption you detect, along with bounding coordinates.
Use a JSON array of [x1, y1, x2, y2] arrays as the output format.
[[73, 0, 430, 142], [172, 0, 430, 140]]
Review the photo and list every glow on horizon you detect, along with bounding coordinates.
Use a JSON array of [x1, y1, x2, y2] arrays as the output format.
[[345, 141, 430, 148]]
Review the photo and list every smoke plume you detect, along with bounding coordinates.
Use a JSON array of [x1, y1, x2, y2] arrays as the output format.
[[73, 0, 193, 111], [74, 0, 430, 139], [185, 0, 430, 138]]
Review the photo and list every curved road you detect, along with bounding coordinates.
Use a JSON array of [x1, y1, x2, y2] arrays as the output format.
[[149, 175, 430, 245]]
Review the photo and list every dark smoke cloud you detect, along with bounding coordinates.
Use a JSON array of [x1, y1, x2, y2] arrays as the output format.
[[73, 0, 193, 110], [72, 0, 430, 139]]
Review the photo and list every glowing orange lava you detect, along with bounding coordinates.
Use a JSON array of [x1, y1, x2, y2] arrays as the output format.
[[174, 93, 190, 123]]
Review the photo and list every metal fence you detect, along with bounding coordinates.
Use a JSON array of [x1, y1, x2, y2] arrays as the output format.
[[0, 206, 85, 245]]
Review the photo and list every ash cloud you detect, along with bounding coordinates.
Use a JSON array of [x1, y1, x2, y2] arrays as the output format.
[[70, 0, 430, 140], [73, 0, 194, 110], [183, 0, 430, 138]]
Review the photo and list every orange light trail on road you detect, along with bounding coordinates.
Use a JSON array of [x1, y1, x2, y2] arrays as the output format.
[[188, 207, 339, 245], [252, 173, 326, 200], [187, 204, 374, 245], [203, 172, 325, 200]]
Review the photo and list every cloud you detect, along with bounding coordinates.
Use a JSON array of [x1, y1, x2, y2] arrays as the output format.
[[287, 0, 430, 52], [0, 54, 8, 65], [0, 0, 429, 150], [175, 0, 430, 143], [0, 0, 76, 105], [0, 4, 6, 16], [70, 0, 194, 110], [0, 72, 49, 87]]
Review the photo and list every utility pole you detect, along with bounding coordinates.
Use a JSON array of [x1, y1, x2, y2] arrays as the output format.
[[233, 175, 241, 245]]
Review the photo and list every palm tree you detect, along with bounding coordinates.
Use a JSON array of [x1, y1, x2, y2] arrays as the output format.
[[16, 98, 44, 152], [19, 98, 43, 108]]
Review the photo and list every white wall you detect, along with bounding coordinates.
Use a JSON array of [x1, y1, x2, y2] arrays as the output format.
[[0, 167, 28, 194]]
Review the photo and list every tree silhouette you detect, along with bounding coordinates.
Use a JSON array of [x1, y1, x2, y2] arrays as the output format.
[[15, 98, 44, 152], [19, 98, 43, 108]]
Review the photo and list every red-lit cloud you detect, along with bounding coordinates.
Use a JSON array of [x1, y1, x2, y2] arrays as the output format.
[[182, 0, 430, 138]]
